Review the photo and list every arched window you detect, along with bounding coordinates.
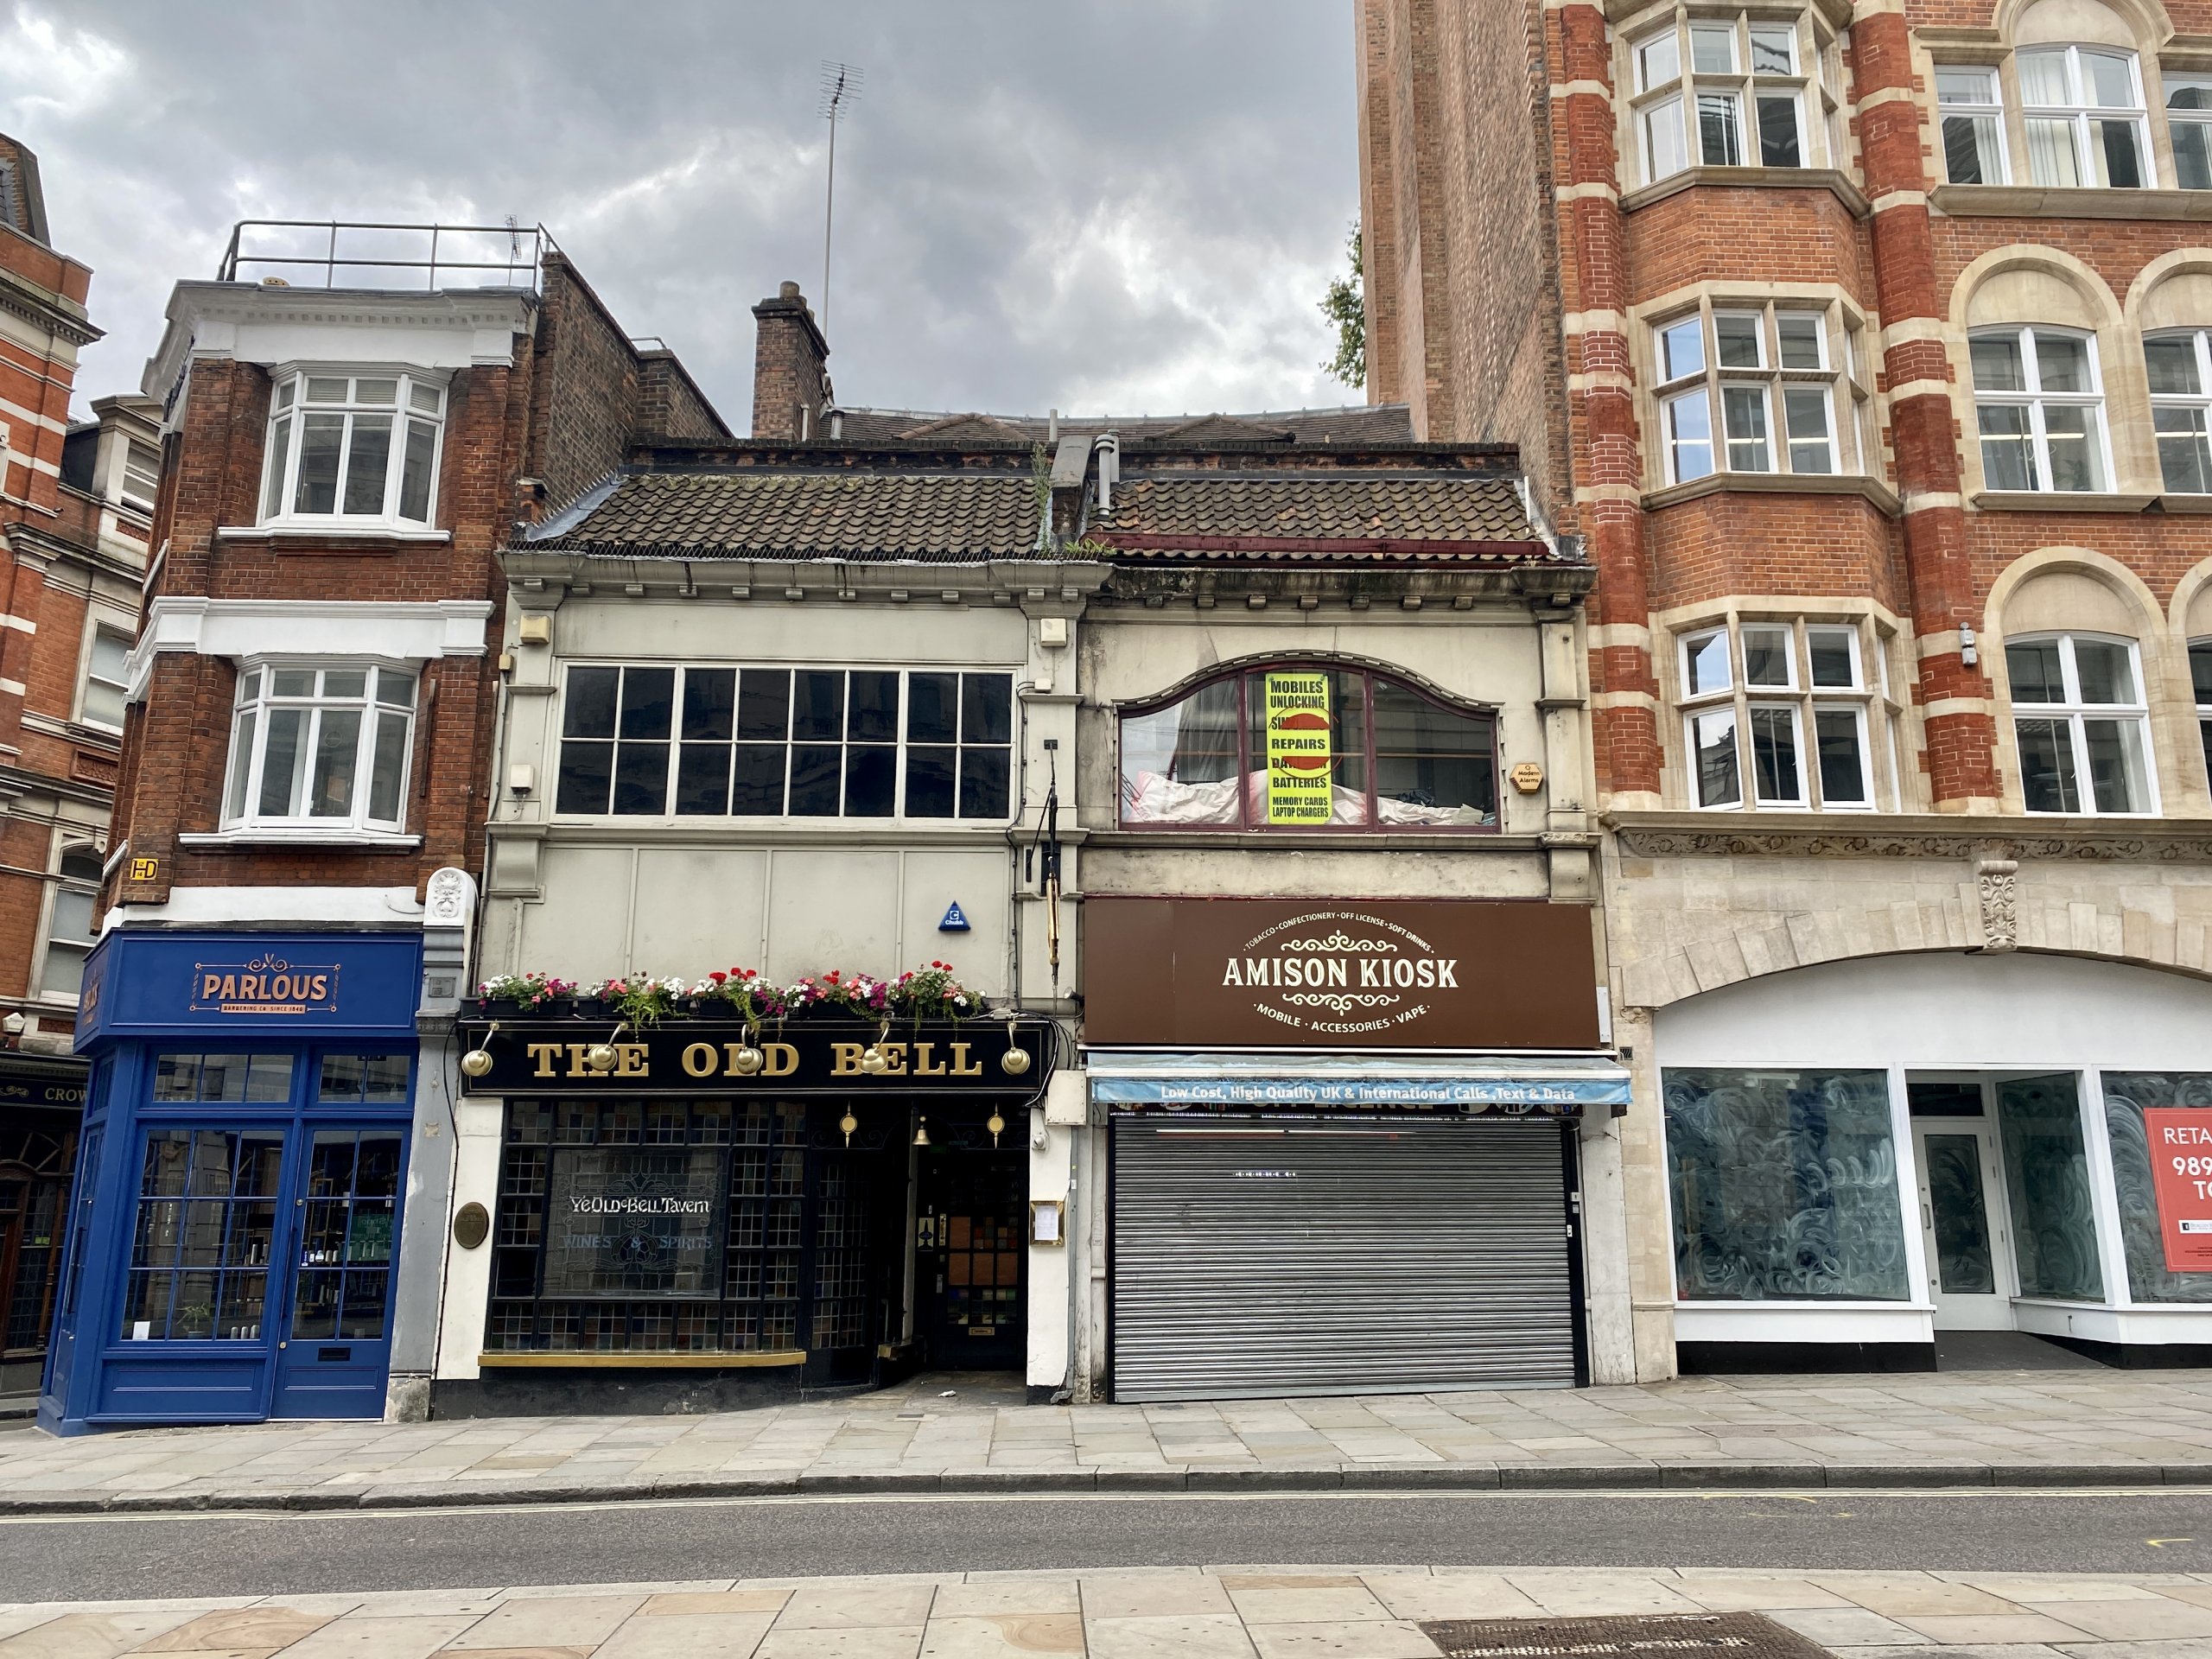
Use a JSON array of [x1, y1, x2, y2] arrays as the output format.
[[2147, 327, 2212, 493], [2191, 638, 2212, 775], [1970, 326, 2110, 493], [1117, 664, 1498, 832], [2017, 44, 2149, 188], [2005, 631, 2157, 813]]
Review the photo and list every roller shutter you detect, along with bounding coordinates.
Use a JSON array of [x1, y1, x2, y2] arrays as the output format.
[[1109, 1116, 1577, 1402]]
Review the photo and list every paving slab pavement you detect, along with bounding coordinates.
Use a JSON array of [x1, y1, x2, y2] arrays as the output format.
[[6, 1370, 2212, 1516], [4, 1569, 2212, 1659]]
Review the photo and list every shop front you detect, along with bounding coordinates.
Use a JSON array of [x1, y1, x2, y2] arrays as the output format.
[[435, 1014, 1054, 1415], [1082, 897, 1627, 1402], [41, 931, 423, 1434], [1655, 950, 2212, 1370], [0, 1052, 86, 1405]]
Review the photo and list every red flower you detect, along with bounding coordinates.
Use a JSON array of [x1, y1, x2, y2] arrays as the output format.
[[709, 970, 728, 984]]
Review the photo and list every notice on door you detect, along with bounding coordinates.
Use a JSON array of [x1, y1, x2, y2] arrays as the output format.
[[1263, 671, 1332, 824], [2143, 1108, 2212, 1272]]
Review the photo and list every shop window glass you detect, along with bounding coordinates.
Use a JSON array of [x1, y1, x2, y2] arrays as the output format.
[[2102, 1074, 2212, 1303], [486, 1099, 880, 1357], [121, 1128, 285, 1341], [1117, 664, 1495, 831], [152, 1052, 294, 1104], [290, 1129, 404, 1341], [556, 664, 1011, 822], [317, 1053, 412, 1104], [1996, 1074, 2103, 1300], [1662, 1068, 1910, 1300]]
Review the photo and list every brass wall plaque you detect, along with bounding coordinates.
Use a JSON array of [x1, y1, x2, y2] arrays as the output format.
[[453, 1201, 491, 1250]]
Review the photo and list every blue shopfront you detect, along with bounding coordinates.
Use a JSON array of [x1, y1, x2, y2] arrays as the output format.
[[41, 931, 423, 1434]]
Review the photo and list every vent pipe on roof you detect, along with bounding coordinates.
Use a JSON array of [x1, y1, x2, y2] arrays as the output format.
[[1047, 409, 1058, 444], [1092, 432, 1119, 516]]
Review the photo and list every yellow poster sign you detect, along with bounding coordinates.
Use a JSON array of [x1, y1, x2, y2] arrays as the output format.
[[1263, 671, 1333, 823]]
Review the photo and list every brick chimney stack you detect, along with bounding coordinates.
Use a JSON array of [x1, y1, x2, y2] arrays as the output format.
[[750, 280, 831, 441]]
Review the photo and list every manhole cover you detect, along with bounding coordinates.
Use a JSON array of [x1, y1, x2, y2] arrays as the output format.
[[1419, 1613, 1830, 1659]]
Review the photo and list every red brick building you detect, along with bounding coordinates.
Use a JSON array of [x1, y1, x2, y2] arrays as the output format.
[[0, 133, 157, 1405], [39, 225, 727, 1432], [1361, 0, 2212, 1375]]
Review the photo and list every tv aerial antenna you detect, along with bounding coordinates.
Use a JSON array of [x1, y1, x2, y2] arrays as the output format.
[[818, 60, 864, 332]]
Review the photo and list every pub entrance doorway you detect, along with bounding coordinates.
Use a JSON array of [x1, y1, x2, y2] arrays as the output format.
[[915, 1130, 1025, 1370]]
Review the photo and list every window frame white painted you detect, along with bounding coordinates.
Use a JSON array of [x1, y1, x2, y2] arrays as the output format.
[[2004, 630, 2159, 817], [1968, 325, 2114, 494], [2145, 327, 2212, 494], [2016, 43, 2152, 189], [1677, 616, 1890, 812], [257, 368, 447, 531], [1650, 299, 1864, 485], [219, 658, 420, 836]]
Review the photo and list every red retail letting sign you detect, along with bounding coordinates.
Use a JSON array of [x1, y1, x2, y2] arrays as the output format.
[[2144, 1109, 2212, 1273]]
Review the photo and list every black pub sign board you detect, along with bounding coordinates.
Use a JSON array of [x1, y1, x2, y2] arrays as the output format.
[[458, 1018, 1053, 1101]]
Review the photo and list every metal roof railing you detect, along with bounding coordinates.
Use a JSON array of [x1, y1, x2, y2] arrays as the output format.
[[216, 219, 560, 292]]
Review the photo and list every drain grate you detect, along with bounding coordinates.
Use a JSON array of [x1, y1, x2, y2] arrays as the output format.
[[1419, 1613, 1831, 1659]]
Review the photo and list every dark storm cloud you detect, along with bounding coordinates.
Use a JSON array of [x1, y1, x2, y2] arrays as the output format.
[[3, 2, 1362, 427]]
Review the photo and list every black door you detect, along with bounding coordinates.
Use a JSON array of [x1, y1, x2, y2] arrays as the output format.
[[917, 1149, 1024, 1369]]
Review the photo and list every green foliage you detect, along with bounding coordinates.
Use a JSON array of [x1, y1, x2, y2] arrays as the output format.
[[1319, 223, 1364, 390]]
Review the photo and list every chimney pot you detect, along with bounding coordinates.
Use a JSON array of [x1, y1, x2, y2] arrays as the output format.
[[779, 280, 802, 300]]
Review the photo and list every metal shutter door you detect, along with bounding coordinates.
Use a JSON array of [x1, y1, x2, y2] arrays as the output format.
[[1109, 1116, 1575, 1402]]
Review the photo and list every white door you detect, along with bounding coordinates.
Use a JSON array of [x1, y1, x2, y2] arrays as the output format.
[[1911, 1116, 2016, 1330]]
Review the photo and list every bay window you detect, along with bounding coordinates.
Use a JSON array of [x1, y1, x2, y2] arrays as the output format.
[[1650, 300, 1866, 485], [1970, 327, 2109, 493], [2146, 328, 2212, 493], [2006, 632, 2156, 814], [1677, 618, 1897, 810], [221, 664, 418, 834], [2018, 45, 2149, 188], [1628, 10, 1844, 186], [259, 372, 445, 527], [1118, 664, 1497, 831]]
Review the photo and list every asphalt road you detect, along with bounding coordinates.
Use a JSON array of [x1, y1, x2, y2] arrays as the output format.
[[4, 1488, 2211, 1603]]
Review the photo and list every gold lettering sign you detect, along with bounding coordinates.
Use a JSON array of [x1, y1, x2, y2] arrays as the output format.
[[189, 954, 340, 1015], [129, 856, 161, 884]]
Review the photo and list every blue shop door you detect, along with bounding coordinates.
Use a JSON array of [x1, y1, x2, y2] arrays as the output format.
[[271, 1127, 404, 1418]]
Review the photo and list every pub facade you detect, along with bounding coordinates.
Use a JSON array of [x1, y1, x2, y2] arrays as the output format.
[[431, 298, 1104, 1409]]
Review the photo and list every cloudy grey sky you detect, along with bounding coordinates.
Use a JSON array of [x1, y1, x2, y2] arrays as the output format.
[[5, 2, 1363, 429]]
